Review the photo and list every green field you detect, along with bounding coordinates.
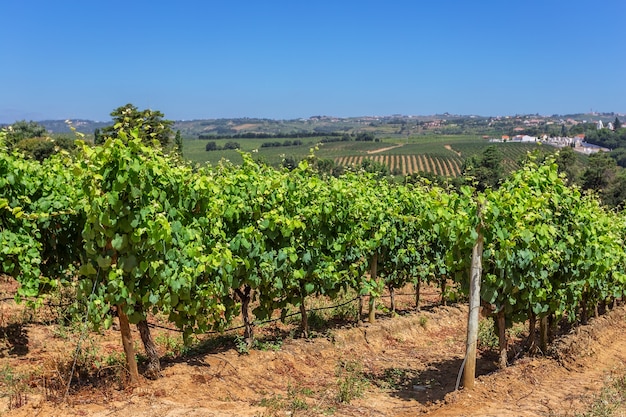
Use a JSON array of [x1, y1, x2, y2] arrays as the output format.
[[183, 135, 553, 177]]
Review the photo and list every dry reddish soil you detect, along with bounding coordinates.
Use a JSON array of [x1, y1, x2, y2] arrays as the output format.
[[1, 276, 626, 417]]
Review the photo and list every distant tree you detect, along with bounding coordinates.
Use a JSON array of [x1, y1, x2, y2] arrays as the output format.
[[603, 169, 626, 209], [355, 132, 375, 142], [615, 117, 622, 130], [5, 120, 47, 149], [585, 128, 621, 149], [174, 130, 183, 154], [94, 128, 104, 145], [610, 147, 626, 168], [331, 165, 345, 177], [555, 146, 579, 183], [560, 124, 568, 137], [205, 141, 218, 151], [223, 141, 241, 150], [281, 156, 298, 170], [569, 123, 596, 135], [462, 146, 504, 191], [14, 137, 55, 161], [53, 135, 78, 152], [580, 152, 616, 191], [101, 103, 173, 147], [360, 158, 390, 178], [313, 158, 335, 175]]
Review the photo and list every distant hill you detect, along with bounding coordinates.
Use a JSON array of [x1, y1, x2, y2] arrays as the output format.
[[10, 112, 625, 138], [38, 119, 112, 134]]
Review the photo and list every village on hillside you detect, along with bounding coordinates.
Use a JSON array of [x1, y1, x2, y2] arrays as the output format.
[[489, 118, 615, 154]]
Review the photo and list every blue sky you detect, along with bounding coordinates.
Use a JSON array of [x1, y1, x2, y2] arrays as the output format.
[[1, 0, 624, 123]]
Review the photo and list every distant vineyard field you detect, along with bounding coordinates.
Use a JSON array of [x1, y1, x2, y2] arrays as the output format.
[[334, 154, 463, 176], [183, 135, 555, 177], [333, 141, 549, 177]]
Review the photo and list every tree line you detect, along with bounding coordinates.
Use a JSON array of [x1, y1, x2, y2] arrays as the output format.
[[198, 132, 343, 140]]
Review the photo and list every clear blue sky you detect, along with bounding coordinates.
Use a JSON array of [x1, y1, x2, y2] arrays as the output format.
[[1, 0, 624, 123]]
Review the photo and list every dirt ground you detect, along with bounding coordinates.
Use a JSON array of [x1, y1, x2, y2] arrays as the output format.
[[1, 277, 626, 417]]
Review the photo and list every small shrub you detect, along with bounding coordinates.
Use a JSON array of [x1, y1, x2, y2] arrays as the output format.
[[14, 137, 55, 161], [477, 318, 499, 350], [287, 384, 309, 411], [254, 338, 282, 352], [378, 367, 412, 390], [0, 365, 29, 410], [257, 384, 311, 415], [234, 335, 250, 355], [156, 333, 185, 357], [335, 359, 368, 403]]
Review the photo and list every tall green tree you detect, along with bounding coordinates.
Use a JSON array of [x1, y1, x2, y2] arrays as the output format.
[[462, 145, 504, 191], [101, 104, 173, 147], [94, 128, 104, 145], [603, 170, 626, 209], [615, 117, 622, 130], [580, 151, 617, 192], [174, 130, 183, 154], [555, 146, 579, 183], [360, 158, 390, 178]]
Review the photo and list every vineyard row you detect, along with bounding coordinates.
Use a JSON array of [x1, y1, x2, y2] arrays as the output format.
[[334, 154, 463, 176], [1, 128, 625, 381]]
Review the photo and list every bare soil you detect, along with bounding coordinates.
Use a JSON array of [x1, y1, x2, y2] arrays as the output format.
[[1, 277, 626, 417], [366, 144, 404, 154], [443, 145, 461, 157]]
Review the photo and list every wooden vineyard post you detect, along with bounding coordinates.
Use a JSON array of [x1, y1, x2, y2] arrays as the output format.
[[415, 279, 421, 311], [463, 228, 484, 389], [497, 310, 507, 368], [368, 253, 378, 324], [358, 296, 364, 323], [117, 305, 140, 386]]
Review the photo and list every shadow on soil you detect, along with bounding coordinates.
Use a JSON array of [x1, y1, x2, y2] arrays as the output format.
[[368, 352, 499, 404], [0, 322, 29, 356]]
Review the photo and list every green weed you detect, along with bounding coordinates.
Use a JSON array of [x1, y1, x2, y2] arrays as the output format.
[[156, 333, 186, 357], [574, 371, 626, 417], [378, 367, 412, 390], [234, 335, 250, 355], [335, 359, 368, 403], [477, 318, 498, 350], [254, 337, 283, 352], [0, 364, 29, 410], [257, 383, 312, 415]]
